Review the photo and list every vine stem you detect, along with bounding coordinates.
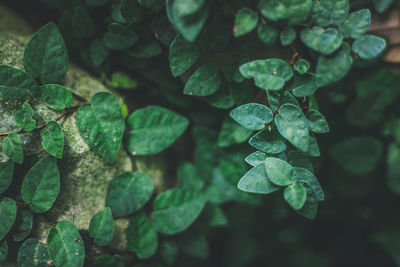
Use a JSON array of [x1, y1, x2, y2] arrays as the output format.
[[0, 105, 80, 137]]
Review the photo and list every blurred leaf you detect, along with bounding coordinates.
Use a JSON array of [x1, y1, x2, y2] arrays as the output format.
[[217, 118, 253, 148], [352, 35, 386, 59], [72, 6, 95, 38], [280, 26, 296, 46], [108, 72, 137, 89], [103, 23, 138, 50], [339, 9, 371, 38]]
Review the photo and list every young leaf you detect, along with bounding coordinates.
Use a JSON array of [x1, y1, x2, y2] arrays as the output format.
[[21, 156, 60, 213], [151, 188, 206, 235], [239, 59, 293, 91], [169, 35, 200, 77], [217, 118, 253, 147], [0, 160, 13, 194], [265, 157, 294, 186], [293, 59, 310, 75], [237, 163, 280, 194], [17, 239, 50, 267], [352, 35, 386, 60], [305, 110, 329, 133], [76, 92, 125, 163], [103, 23, 138, 50], [23, 22, 68, 84], [13, 209, 33, 242], [47, 221, 85, 267], [89, 207, 114, 246], [0, 197, 17, 240], [233, 8, 258, 37], [230, 103, 273, 131], [2, 132, 23, 164], [126, 105, 189, 155], [339, 9, 371, 38], [0, 240, 7, 261], [274, 103, 309, 152], [280, 26, 296, 46], [41, 121, 64, 159], [183, 63, 221, 96], [249, 130, 287, 154], [15, 102, 36, 131], [72, 6, 95, 38], [0, 65, 40, 102], [127, 213, 158, 259], [40, 84, 73, 111], [284, 182, 307, 210], [106, 172, 153, 217], [315, 0, 349, 26]]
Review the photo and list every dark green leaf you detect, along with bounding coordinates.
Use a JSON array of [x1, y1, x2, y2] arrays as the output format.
[[15, 102, 36, 131], [280, 26, 296, 46], [237, 163, 280, 194], [106, 172, 153, 217], [86, 0, 108, 6], [151, 188, 206, 235], [339, 9, 371, 38], [352, 35, 386, 60], [138, 0, 164, 11], [47, 221, 85, 267], [230, 103, 273, 131], [319, 28, 342, 55], [21, 156, 60, 213], [249, 130, 287, 154], [0, 65, 40, 102], [217, 118, 253, 147], [178, 162, 204, 190], [151, 16, 176, 46], [103, 23, 138, 50], [290, 75, 319, 97], [258, 0, 313, 25], [184, 63, 221, 96], [173, 0, 204, 16], [17, 238, 50, 267], [0, 197, 17, 240], [127, 213, 158, 259], [94, 254, 124, 267], [287, 150, 313, 172], [264, 157, 294, 186], [41, 84, 74, 111], [233, 8, 258, 37], [72, 6, 95, 38], [41, 121, 64, 159], [284, 182, 307, 210], [0, 160, 13, 194], [257, 23, 279, 45], [0, 240, 7, 261], [296, 188, 318, 219], [120, 0, 146, 23], [300, 26, 325, 51], [126, 105, 188, 155], [305, 110, 329, 133], [89, 207, 114, 246], [169, 35, 200, 77], [2, 132, 23, 164], [76, 92, 125, 162], [315, 0, 349, 26], [13, 209, 33, 242], [128, 41, 162, 59], [293, 59, 310, 75], [161, 241, 179, 266], [23, 22, 68, 84], [90, 38, 110, 67], [293, 167, 324, 201]]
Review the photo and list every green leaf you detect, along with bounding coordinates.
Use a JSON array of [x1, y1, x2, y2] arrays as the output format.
[[17, 238, 51, 267], [386, 143, 400, 194], [217, 118, 253, 148], [293, 167, 324, 201], [300, 26, 325, 52], [339, 9, 371, 38], [13, 209, 33, 242], [296, 188, 318, 219], [23, 22, 68, 84], [161, 241, 179, 266], [329, 136, 383, 175], [280, 26, 296, 46], [108, 72, 137, 89], [257, 23, 279, 45], [138, 0, 164, 11], [40, 84, 74, 111], [0, 65, 40, 102], [151, 16, 176, 46], [239, 59, 293, 91], [293, 59, 310, 75], [106, 172, 153, 217], [352, 35, 386, 60], [128, 40, 162, 59], [284, 182, 307, 210], [0, 240, 7, 261], [126, 105, 189, 155], [249, 130, 287, 154], [319, 28, 342, 55], [103, 23, 138, 50], [151, 188, 206, 235], [245, 151, 268, 167], [15, 102, 36, 131], [169, 35, 200, 77], [184, 63, 221, 96], [0, 160, 13, 194], [264, 157, 294, 186], [86, 0, 108, 6], [89, 207, 114, 246], [230, 103, 273, 131], [233, 8, 259, 37], [178, 230, 209, 259], [47, 221, 85, 267], [316, 43, 353, 86], [173, 0, 204, 16], [21, 156, 60, 213], [305, 110, 329, 133], [178, 162, 204, 190], [76, 92, 125, 162], [90, 38, 110, 66], [372, 0, 392, 13], [237, 163, 280, 194], [290, 75, 319, 97], [120, 0, 146, 23], [72, 6, 95, 38], [268, 90, 299, 112], [2, 132, 23, 164], [258, 0, 313, 25], [94, 254, 124, 267], [200, 204, 228, 226], [127, 213, 158, 259], [287, 150, 313, 172], [275, 103, 309, 151], [205, 90, 234, 109], [315, 0, 349, 26], [166, 0, 208, 42], [41, 121, 64, 159], [0, 197, 17, 240]]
